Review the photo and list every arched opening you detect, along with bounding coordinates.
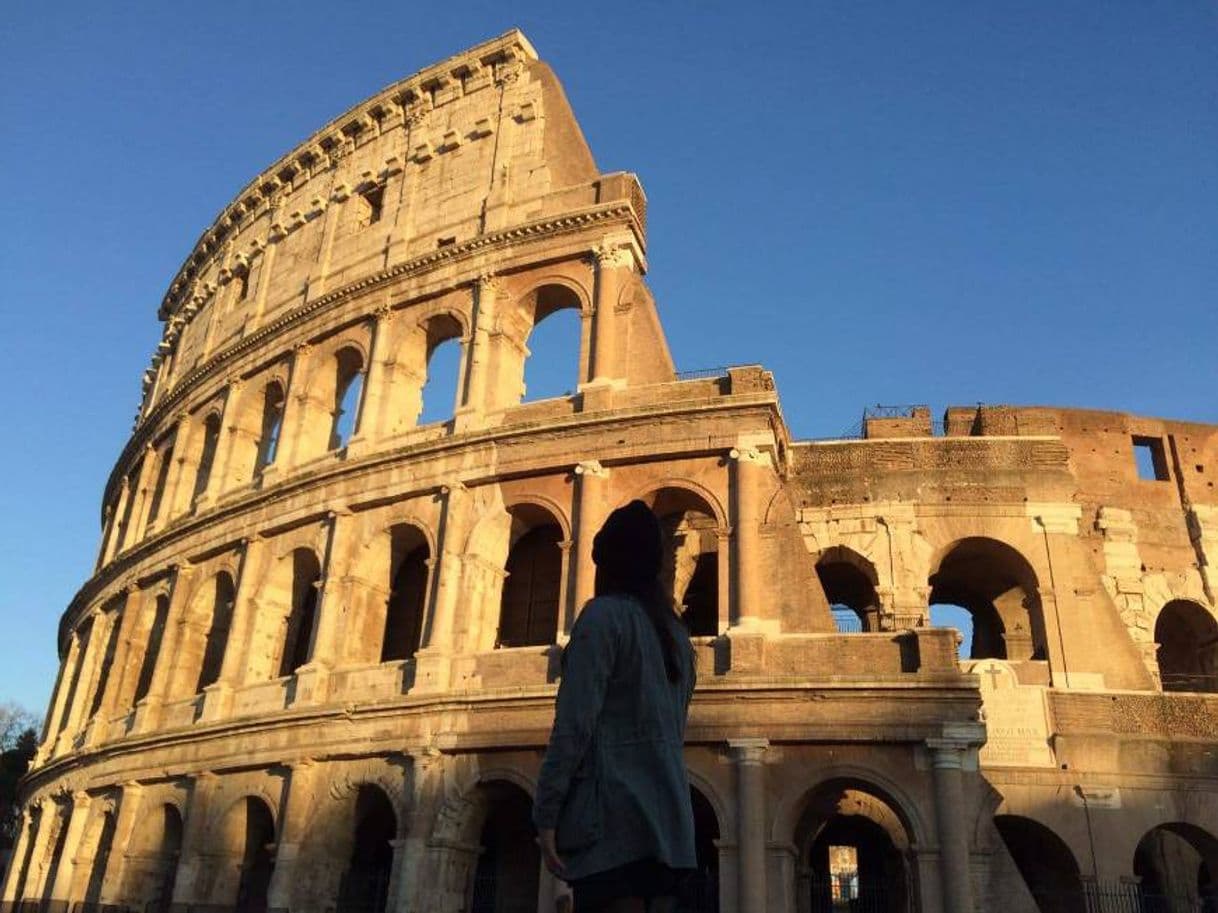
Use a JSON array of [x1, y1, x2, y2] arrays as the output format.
[[128, 804, 183, 913], [57, 617, 93, 734], [993, 815, 1084, 913], [280, 549, 321, 677], [816, 547, 880, 633], [470, 780, 539, 913], [1134, 823, 1218, 912], [196, 572, 236, 692], [114, 456, 144, 553], [145, 429, 177, 527], [133, 594, 170, 706], [793, 780, 914, 913], [1155, 600, 1218, 693], [330, 347, 365, 451], [337, 785, 397, 913], [681, 786, 721, 913], [928, 538, 1042, 661], [497, 505, 564, 648], [83, 808, 118, 905], [382, 526, 430, 662], [418, 315, 464, 425], [216, 797, 276, 913], [637, 489, 721, 637], [521, 285, 582, 403], [193, 412, 223, 504], [254, 382, 285, 474]]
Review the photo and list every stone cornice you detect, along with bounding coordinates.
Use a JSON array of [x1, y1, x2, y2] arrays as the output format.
[[107, 201, 642, 511], [157, 29, 537, 324], [20, 679, 980, 798]]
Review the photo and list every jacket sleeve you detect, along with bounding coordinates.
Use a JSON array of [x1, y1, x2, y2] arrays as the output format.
[[532, 598, 619, 831]]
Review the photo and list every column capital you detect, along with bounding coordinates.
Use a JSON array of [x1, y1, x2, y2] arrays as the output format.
[[727, 738, 769, 764], [573, 460, 609, 479]]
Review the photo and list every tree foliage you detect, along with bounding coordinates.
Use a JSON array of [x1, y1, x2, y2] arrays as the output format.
[[0, 703, 40, 849]]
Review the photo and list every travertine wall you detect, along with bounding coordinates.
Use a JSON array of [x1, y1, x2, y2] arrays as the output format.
[[6, 29, 1218, 913]]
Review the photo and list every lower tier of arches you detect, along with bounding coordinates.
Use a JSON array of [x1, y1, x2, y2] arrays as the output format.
[[6, 744, 1218, 913]]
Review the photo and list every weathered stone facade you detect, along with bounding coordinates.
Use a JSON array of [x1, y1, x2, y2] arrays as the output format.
[[5, 30, 1218, 913]]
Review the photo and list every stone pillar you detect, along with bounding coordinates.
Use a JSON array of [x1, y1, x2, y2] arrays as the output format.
[[346, 310, 392, 456], [136, 566, 195, 732], [454, 275, 501, 430], [21, 801, 61, 901], [171, 773, 216, 905], [928, 739, 975, 913], [2, 807, 38, 900], [1030, 506, 1084, 687], [41, 638, 82, 758], [570, 461, 610, 627], [729, 738, 769, 913], [48, 792, 92, 902], [730, 448, 768, 629], [200, 539, 260, 721], [414, 484, 471, 692], [293, 512, 350, 704], [59, 612, 110, 749], [588, 244, 632, 386], [266, 761, 319, 911], [100, 782, 144, 904], [97, 591, 145, 726], [279, 342, 328, 470]]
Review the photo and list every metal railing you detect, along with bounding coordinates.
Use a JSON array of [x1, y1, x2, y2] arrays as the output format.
[[674, 366, 731, 382]]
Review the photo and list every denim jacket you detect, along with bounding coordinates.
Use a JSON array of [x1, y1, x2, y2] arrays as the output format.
[[533, 595, 697, 880]]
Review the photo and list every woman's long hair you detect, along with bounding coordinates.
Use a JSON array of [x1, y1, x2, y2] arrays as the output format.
[[591, 500, 685, 682]]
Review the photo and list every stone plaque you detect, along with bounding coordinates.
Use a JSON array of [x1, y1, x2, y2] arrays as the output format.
[[964, 659, 1055, 768]]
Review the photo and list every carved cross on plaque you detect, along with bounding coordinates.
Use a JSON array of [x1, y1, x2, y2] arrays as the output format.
[[982, 662, 1005, 690]]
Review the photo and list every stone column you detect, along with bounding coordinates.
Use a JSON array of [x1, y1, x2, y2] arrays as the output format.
[[730, 448, 768, 629], [414, 484, 471, 692], [454, 275, 501, 430], [346, 310, 393, 456], [588, 244, 632, 386], [928, 738, 975, 913], [59, 613, 109, 749], [135, 566, 195, 732], [729, 738, 769, 913], [171, 773, 216, 905], [41, 638, 82, 758], [570, 461, 610, 627], [48, 791, 92, 902], [2, 807, 38, 900], [97, 591, 145, 726], [1030, 506, 1084, 687], [293, 512, 350, 704], [22, 801, 61, 901], [100, 782, 144, 904], [266, 761, 319, 911]]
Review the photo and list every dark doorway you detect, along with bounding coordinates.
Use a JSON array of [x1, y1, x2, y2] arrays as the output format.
[[470, 782, 539, 913], [337, 786, 397, 913], [994, 815, 1084, 913]]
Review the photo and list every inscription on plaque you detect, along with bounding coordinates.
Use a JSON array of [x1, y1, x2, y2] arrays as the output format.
[[964, 659, 1055, 768]]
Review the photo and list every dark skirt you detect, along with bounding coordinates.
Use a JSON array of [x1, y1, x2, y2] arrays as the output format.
[[570, 857, 691, 909]]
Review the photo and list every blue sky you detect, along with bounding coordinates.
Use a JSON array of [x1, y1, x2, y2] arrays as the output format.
[[1, 1, 1214, 714]]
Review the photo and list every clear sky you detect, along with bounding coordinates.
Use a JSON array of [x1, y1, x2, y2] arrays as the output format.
[[1, 1, 1215, 715]]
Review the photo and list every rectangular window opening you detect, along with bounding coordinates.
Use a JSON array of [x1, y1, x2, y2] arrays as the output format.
[[437, 236, 456, 248], [1133, 436, 1170, 481]]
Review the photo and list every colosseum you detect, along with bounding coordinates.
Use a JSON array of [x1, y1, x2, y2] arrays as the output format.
[[5, 29, 1217, 913]]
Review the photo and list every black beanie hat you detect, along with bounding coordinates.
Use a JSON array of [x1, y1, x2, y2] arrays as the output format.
[[592, 500, 663, 581]]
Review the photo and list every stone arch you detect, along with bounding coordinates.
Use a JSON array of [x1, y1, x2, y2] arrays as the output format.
[[335, 783, 398, 913], [208, 795, 277, 911], [191, 408, 225, 505], [122, 801, 184, 913], [992, 815, 1085, 913], [416, 310, 467, 424], [817, 546, 881, 633], [629, 484, 726, 637], [293, 328, 372, 458], [507, 280, 588, 405], [927, 536, 1044, 661], [1154, 599, 1218, 692], [167, 569, 237, 700], [497, 502, 567, 647], [1134, 822, 1218, 910], [80, 796, 120, 905], [774, 766, 930, 853], [245, 539, 324, 682], [783, 775, 920, 913], [223, 366, 290, 484], [132, 590, 173, 706], [380, 524, 433, 663], [688, 781, 723, 913]]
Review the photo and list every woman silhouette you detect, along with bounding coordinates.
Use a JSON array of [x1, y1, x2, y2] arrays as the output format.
[[533, 500, 697, 912]]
